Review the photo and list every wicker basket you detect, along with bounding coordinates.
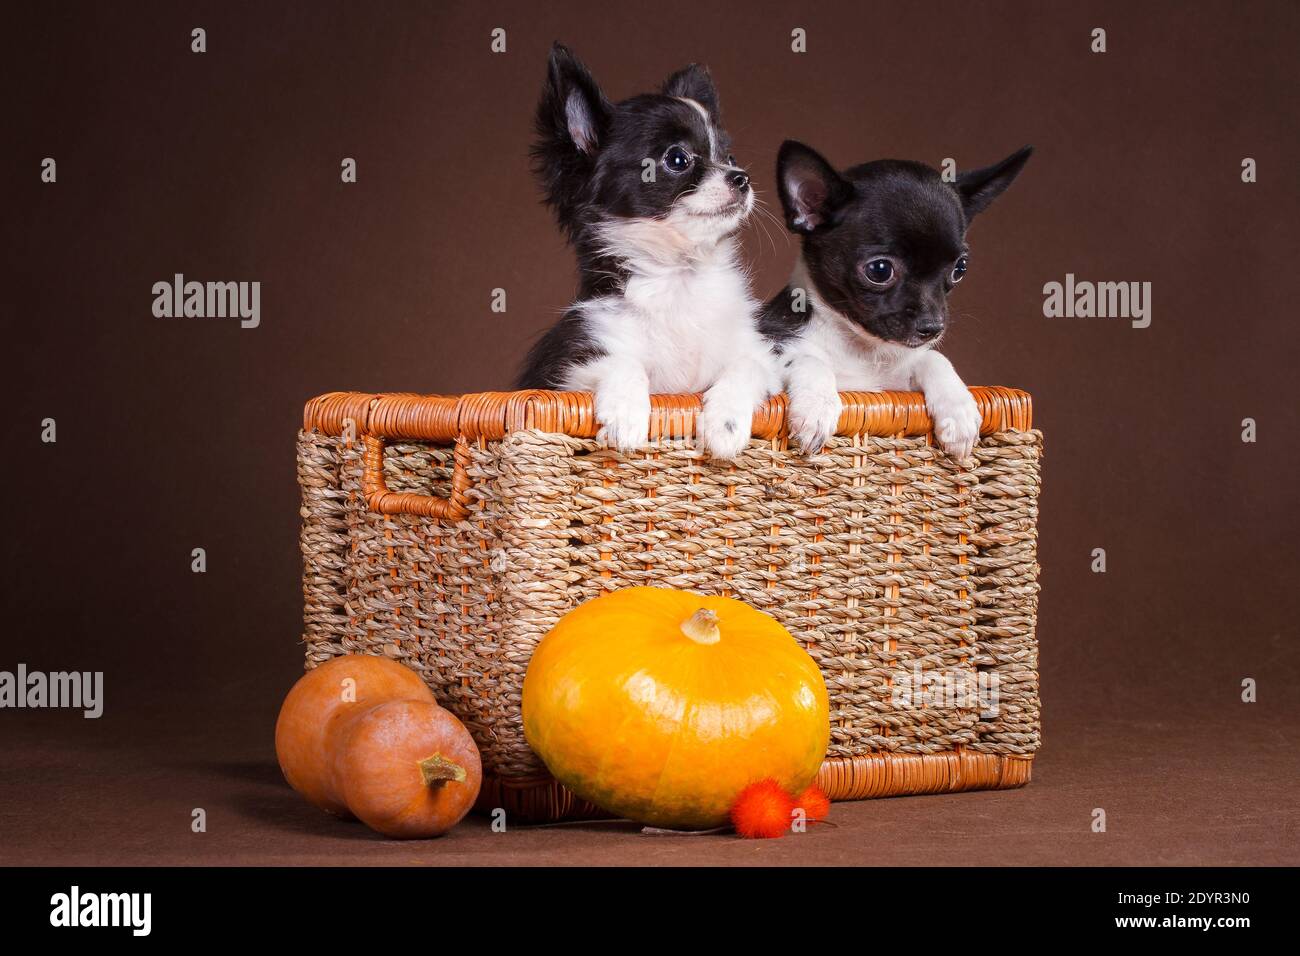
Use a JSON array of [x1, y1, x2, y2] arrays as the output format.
[[297, 387, 1042, 822]]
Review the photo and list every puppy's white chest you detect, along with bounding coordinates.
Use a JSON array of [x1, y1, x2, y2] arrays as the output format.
[[631, 264, 735, 314], [620, 267, 751, 390], [804, 314, 915, 391]]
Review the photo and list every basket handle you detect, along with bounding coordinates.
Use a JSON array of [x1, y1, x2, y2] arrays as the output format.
[[361, 432, 473, 521]]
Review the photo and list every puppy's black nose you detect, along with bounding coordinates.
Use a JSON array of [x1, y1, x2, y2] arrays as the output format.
[[915, 319, 944, 340], [727, 170, 750, 192]]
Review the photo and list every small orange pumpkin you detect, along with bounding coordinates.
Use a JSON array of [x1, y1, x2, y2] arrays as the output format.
[[332, 698, 482, 839], [275, 655, 435, 817], [275, 655, 482, 838], [522, 587, 830, 829]]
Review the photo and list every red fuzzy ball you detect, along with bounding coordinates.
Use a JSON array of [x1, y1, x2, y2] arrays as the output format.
[[730, 779, 796, 839], [795, 785, 831, 822]]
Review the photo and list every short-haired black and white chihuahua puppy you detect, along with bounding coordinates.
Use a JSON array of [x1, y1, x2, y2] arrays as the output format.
[[517, 43, 779, 459], [760, 141, 1032, 459]]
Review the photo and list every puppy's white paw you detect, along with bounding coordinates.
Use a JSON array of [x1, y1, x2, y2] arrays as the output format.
[[697, 394, 754, 461], [928, 387, 982, 461], [595, 390, 651, 453], [788, 387, 842, 456]]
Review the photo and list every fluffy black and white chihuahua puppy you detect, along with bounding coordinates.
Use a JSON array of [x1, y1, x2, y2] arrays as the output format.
[[760, 141, 1032, 458], [517, 44, 779, 459]]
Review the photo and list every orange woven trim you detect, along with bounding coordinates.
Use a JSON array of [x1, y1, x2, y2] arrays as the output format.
[[814, 750, 1032, 801], [473, 752, 1033, 825], [304, 387, 1033, 440], [301, 391, 379, 436], [361, 433, 473, 521]]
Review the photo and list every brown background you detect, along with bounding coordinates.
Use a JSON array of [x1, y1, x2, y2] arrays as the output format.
[[3, 0, 1297, 865]]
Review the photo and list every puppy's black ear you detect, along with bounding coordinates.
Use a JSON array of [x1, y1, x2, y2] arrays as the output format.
[[954, 146, 1033, 219], [533, 44, 613, 235], [777, 141, 852, 233], [536, 42, 611, 158], [662, 64, 720, 120]]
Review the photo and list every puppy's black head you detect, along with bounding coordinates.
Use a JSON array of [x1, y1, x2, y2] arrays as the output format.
[[533, 43, 752, 249], [777, 141, 1032, 348]]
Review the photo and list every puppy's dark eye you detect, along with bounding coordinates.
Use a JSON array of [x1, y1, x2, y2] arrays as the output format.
[[662, 146, 694, 174], [862, 258, 895, 287], [951, 255, 968, 283]]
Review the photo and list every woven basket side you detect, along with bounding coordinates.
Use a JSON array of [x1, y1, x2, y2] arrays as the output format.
[[297, 428, 561, 779], [297, 430, 352, 665], [864, 434, 981, 754], [769, 433, 981, 757], [487, 430, 596, 777], [968, 429, 1043, 754], [335, 440, 516, 742]]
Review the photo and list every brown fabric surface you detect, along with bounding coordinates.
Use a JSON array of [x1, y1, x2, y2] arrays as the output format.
[[1, 706, 1294, 866], [4, 1, 1298, 866]]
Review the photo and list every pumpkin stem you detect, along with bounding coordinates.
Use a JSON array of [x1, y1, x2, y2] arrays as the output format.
[[680, 608, 721, 645], [418, 754, 468, 788]]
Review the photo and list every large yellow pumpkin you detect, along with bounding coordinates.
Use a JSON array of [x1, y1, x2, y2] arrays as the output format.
[[522, 587, 830, 829]]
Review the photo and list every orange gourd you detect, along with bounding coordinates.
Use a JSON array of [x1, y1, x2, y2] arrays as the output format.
[[332, 698, 482, 839], [275, 655, 481, 838], [276, 655, 435, 816], [522, 587, 830, 829]]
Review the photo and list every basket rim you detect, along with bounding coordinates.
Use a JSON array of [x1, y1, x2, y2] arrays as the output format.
[[303, 387, 1033, 441]]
